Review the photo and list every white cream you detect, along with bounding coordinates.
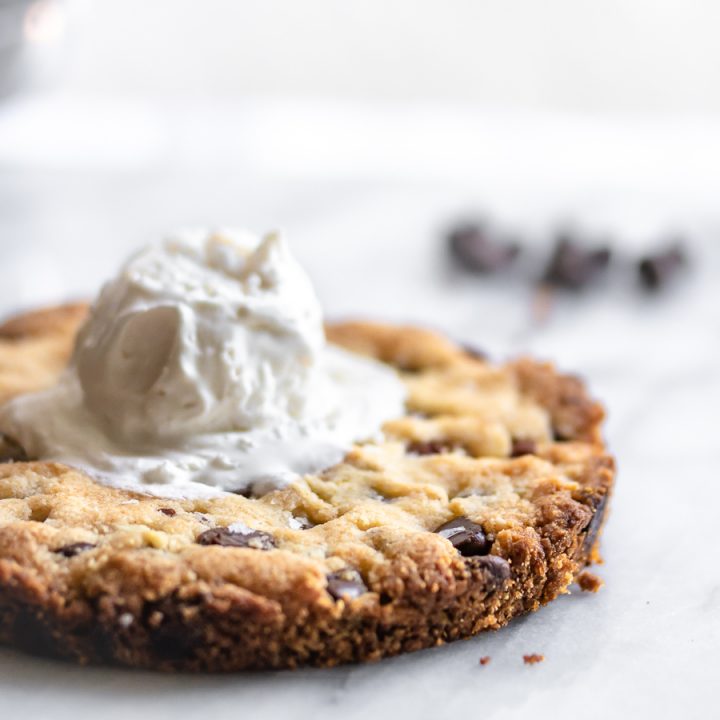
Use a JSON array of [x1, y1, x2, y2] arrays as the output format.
[[0, 230, 406, 498]]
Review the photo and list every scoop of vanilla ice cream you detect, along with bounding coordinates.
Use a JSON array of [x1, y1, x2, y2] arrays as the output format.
[[0, 230, 406, 498], [75, 231, 325, 442]]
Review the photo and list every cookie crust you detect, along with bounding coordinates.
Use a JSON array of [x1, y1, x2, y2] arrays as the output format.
[[0, 306, 614, 671]]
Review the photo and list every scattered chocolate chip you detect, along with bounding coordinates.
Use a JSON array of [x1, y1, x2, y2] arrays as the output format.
[[638, 244, 687, 291], [511, 438, 537, 457], [196, 527, 276, 550], [479, 656, 491, 666], [408, 440, 454, 456], [461, 343, 488, 361], [582, 493, 609, 555], [542, 237, 612, 290], [448, 222, 520, 273], [55, 542, 96, 558], [158, 508, 176, 517], [435, 517, 492, 556], [523, 653, 545, 665], [326, 569, 367, 601], [0, 434, 28, 463]]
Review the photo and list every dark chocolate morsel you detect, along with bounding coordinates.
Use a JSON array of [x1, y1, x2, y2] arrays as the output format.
[[461, 343, 488, 361], [196, 527, 276, 550], [582, 493, 609, 555], [638, 244, 687, 290], [230, 487, 253, 498], [434, 517, 492, 556], [326, 569, 367, 601], [472, 554, 512, 588], [448, 222, 521, 273], [542, 237, 612, 290], [408, 440, 454, 456], [158, 508, 177, 517], [511, 438, 537, 457], [55, 542, 96, 558]]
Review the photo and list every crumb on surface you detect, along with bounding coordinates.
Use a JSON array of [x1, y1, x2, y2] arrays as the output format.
[[523, 654, 545, 665], [577, 570, 604, 593], [479, 656, 491, 666]]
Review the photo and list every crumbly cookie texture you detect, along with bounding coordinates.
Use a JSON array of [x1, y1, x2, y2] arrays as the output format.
[[0, 306, 614, 671]]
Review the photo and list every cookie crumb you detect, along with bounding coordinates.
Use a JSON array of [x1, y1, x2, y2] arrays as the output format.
[[523, 654, 545, 665], [577, 570, 604, 593], [478, 656, 491, 666]]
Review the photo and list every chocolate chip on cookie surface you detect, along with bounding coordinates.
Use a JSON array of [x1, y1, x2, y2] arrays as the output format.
[[196, 526, 276, 550], [434, 517, 492, 557]]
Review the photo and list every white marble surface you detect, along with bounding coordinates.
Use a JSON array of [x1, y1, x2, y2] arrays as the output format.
[[0, 98, 719, 719]]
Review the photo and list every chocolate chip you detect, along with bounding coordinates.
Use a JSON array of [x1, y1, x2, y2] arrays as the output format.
[[408, 440, 454, 456], [0, 434, 28, 463], [638, 244, 687, 291], [511, 438, 537, 457], [435, 517, 492, 556], [231, 480, 277, 499], [326, 569, 367, 601], [542, 236, 612, 290], [196, 527, 276, 550], [473, 554, 511, 584], [230, 487, 253, 498], [55, 542, 96, 558], [461, 343, 488, 361], [582, 493, 609, 555], [464, 554, 512, 591], [158, 508, 176, 517], [448, 222, 520, 273]]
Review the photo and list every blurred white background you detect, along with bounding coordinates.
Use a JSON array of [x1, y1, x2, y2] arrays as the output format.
[[7, 0, 720, 111], [2, 0, 720, 314]]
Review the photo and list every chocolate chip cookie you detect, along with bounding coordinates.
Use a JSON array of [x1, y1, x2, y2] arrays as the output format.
[[0, 306, 614, 670]]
